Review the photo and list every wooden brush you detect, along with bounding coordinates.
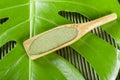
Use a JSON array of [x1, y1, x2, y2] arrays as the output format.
[[23, 13, 117, 60]]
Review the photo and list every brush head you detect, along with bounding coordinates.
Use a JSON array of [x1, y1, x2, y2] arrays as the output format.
[[23, 26, 78, 59]]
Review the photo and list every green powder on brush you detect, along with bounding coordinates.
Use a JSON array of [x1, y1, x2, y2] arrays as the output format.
[[29, 27, 78, 55]]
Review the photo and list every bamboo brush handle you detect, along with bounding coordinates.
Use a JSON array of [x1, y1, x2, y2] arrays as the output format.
[[78, 13, 117, 33], [23, 13, 117, 60]]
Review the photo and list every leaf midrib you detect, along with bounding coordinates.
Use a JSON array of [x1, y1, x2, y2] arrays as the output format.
[[29, 0, 35, 79]]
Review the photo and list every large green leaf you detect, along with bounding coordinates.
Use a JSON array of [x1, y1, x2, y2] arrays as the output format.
[[0, 0, 120, 80], [0, 0, 84, 80]]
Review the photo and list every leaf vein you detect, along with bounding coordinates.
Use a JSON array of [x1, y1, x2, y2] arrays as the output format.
[[0, 3, 29, 11], [36, 16, 58, 26]]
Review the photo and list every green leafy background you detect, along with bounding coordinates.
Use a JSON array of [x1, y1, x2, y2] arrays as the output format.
[[0, 0, 120, 80]]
